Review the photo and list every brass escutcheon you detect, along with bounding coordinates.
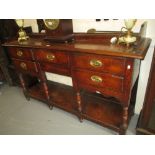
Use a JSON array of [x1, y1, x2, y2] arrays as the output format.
[[46, 54, 55, 61], [17, 50, 23, 57], [90, 59, 102, 67], [91, 75, 103, 83], [20, 62, 27, 70]]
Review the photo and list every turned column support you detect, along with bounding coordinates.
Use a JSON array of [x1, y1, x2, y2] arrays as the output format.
[[18, 73, 30, 101], [76, 91, 83, 122], [119, 106, 128, 135], [42, 81, 52, 109], [39, 71, 52, 109]]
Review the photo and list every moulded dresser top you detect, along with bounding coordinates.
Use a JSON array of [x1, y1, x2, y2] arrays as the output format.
[[3, 37, 151, 60]]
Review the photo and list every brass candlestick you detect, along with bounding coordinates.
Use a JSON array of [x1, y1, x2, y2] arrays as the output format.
[[15, 19, 29, 42], [118, 19, 137, 46]]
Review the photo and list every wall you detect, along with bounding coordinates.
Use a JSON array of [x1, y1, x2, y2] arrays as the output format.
[[24, 19, 155, 114], [73, 19, 145, 33], [25, 19, 146, 33], [135, 20, 155, 113], [24, 19, 38, 32]]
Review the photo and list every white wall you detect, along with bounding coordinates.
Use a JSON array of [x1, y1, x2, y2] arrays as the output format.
[[135, 20, 155, 113], [24, 19, 146, 33], [24, 19, 155, 114], [24, 19, 38, 32], [73, 19, 145, 33]]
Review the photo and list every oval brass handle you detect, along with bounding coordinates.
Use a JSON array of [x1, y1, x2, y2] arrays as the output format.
[[20, 62, 27, 70], [90, 59, 102, 67], [91, 75, 103, 83], [46, 54, 55, 61], [17, 50, 23, 57]]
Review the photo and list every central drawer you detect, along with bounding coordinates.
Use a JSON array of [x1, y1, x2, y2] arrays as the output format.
[[74, 70, 124, 93], [72, 53, 126, 76], [34, 49, 70, 75], [34, 49, 69, 66], [40, 62, 70, 76]]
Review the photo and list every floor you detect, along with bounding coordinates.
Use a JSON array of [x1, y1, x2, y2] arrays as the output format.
[[0, 84, 139, 135]]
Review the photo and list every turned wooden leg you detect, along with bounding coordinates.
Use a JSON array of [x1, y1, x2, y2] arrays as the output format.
[[40, 71, 52, 109], [19, 73, 30, 101], [76, 92, 83, 122], [42, 80, 51, 109], [119, 107, 128, 135]]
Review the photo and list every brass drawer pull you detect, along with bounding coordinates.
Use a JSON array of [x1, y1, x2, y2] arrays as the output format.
[[20, 62, 27, 70], [91, 75, 103, 83], [17, 50, 23, 57], [46, 54, 55, 61], [90, 59, 102, 67]]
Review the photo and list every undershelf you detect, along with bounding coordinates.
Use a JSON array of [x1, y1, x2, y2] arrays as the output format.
[[27, 81, 134, 132], [81, 92, 122, 131], [28, 81, 76, 113], [28, 83, 47, 102]]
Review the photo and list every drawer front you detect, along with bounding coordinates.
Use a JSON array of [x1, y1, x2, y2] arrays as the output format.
[[72, 53, 126, 76], [74, 70, 124, 93], [40, 62, 70, 76], [12, 59, 38, 73], [8, 47, 33, 60], [34, 49, 69, 66]]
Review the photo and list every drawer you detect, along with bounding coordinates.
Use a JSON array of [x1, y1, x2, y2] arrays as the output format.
[[40, 62, 70, 76], [74, 70, 124, 92], [34, 49, 69, 66], [8, 47, 33, 60], [12, 59, 38, 73], [72, 53, 126, 76]]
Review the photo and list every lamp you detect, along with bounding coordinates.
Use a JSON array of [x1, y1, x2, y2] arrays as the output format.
[[118, 19, 137, 46], [15, 19, 29, 42]]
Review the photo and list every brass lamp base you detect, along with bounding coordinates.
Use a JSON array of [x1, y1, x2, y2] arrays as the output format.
[[118, 36, 136, 45], [118, 30, 137, 47], [118, 19, 137, 47], [18, 29, 29, 42]]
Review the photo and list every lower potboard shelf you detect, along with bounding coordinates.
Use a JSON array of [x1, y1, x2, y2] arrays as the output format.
[[27, 81, 134, 133]]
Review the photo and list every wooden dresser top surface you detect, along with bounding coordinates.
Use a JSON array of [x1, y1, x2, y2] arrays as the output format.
[[3, 33, 151, 60]]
